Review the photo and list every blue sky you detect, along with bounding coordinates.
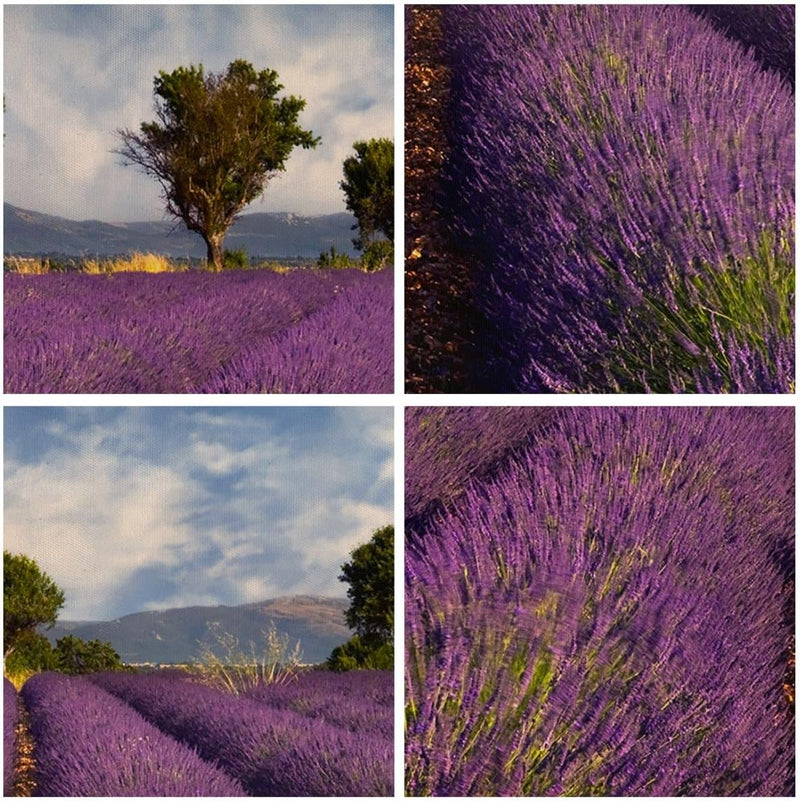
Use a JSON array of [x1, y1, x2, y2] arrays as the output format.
[[3, 4, 393, 221], [4, 407, 393, 621]]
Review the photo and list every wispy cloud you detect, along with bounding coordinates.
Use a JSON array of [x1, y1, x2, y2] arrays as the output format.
[[4, 5, 394, 221], [4, 407, 394, 620]]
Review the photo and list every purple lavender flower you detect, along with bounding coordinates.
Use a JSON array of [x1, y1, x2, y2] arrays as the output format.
[[406, 407, 794, 795], [4, 678, 18, 795], [442, 5, 794, 392], [4, 268, 392, 393], [21, 671, 247, 796]]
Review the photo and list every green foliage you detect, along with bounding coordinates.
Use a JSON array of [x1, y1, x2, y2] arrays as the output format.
[[328, 525, 393, 670], [326, 635, 394, 672], [610, 229, 794, 391], [316, 245, 359, 269], [222, 248, 249, 270], [52, 635, 123, 675], [3, 551, 65, 658], [340, 138, 394, 253], [361, 239, 394, 271], [115, 59, 320, 271], [4, 630, 57, 676]]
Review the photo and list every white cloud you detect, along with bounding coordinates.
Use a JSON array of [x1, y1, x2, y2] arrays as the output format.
[[4, 408, 393, 619]]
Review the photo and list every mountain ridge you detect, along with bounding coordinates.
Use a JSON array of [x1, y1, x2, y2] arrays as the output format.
[[41, 595, 352, 665], [4, 203, 359, 259]]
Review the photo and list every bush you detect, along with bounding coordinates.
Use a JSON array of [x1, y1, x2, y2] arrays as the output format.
[[53, 635, 123, 675], [327, 636, 393, 672], [223, 248, 249, 270], [361, 239, 393, 271], [190, 621, 303, 695], [4, 630, 57, 679], [317, 245, 359, 269]]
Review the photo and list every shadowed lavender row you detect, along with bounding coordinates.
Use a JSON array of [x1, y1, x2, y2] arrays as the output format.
[[244, 669, 393, 737], [406, 407, 794, 795], [4, 678, 18, 796], [91, 671, 393, 796], [4, 268, 391, 393], [21, 672, 247, 796], [201, 266, 393, 392], [444, 5, 794, 392]]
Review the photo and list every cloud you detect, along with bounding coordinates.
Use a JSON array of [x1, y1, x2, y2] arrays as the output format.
[[3, 5, 393, 221], [4, 407, 393, 620]]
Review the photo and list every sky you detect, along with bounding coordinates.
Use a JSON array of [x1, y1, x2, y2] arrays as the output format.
[[4, 407, 393, 621], [3, 4, 394, 221]]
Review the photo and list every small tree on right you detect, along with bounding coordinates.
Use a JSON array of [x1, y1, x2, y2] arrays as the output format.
[[327, 524, 393, 671], [340, 139, 394, 270]]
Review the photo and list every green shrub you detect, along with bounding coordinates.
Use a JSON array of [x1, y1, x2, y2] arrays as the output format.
[[326, 635, 394, 671], [53, 635, 123, 675], [317, 245, 359, 269], [361, 239, 393, 271], [4, 630, 57, 676], [223, 248, 249, 270]]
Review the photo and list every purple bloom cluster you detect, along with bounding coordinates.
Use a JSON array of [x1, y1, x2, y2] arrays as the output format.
[[21, 671, 247, 796], [90, 670, 393, 796], [244, 669, 393, 738], [443, 5, 794, 392], [201, 266, 393, 393], [4, 267, 392, 393], [691, 5, 795, 88], [406, 407, 794, 795], [4, 678, 18, 795]]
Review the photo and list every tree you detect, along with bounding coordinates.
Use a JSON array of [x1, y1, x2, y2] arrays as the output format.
[[3, 551, 65, 658], [115, 59, 320, 271], [328, 524, 393, 670], [52, 635, 123, 675], [340, 139, 394, 268]]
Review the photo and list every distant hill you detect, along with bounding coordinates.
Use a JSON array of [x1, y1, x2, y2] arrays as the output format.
[[4, 203, 359, 260], [41, 596, 352, 665]]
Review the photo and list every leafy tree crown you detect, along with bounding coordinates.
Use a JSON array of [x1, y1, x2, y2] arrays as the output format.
[[338, 524, 394, 645]]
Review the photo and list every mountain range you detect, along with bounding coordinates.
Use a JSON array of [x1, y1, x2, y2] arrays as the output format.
[[4, 203, 359, 260], [41, 595, 352, 666]]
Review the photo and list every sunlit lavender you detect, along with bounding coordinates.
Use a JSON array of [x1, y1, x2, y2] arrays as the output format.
[[4, 268, 392, 393], [442, 4, 794, 392], [406, 407, 794, 795]]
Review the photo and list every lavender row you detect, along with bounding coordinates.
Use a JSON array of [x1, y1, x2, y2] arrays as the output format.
[[690, 5, 795, 88], [244, 669, 393, 737], [405, 407, 559, 529], [91, 671, 393, 796], [406, 407, 793, 795], [21, 671, 246, 796], [443, 5, 794, 392], [4, 678, 18, 796], [4, 268, 390, 393], [201, 265, 393, 392]]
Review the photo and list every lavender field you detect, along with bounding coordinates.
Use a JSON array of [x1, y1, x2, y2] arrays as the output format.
[[4, 267, 393, 393], [6, 669, 392, 796], [405, 407, 794, 795], [409, 5, 794, 392]]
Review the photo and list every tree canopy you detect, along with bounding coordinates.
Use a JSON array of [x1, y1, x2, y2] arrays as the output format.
[[340, 524, 394, 646], [340, 138, 394, 267], [115, 59, 320, 270], [3, 550, 65, 657]]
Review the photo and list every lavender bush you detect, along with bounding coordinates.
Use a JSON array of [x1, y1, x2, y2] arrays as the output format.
[[443, 5, 794, 392], [406, 407, 794, 795], [21, 671, 247, 796], [244, 668, 393, 737], [4, 678, 19, 795], [91, 671, 393, 796], [690, 5, 795, 89], [4, 267, 392, 393], [201, 266, 393, 392]]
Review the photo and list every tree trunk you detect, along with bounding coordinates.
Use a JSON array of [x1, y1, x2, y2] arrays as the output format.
[[205, 233, 225, 271]]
